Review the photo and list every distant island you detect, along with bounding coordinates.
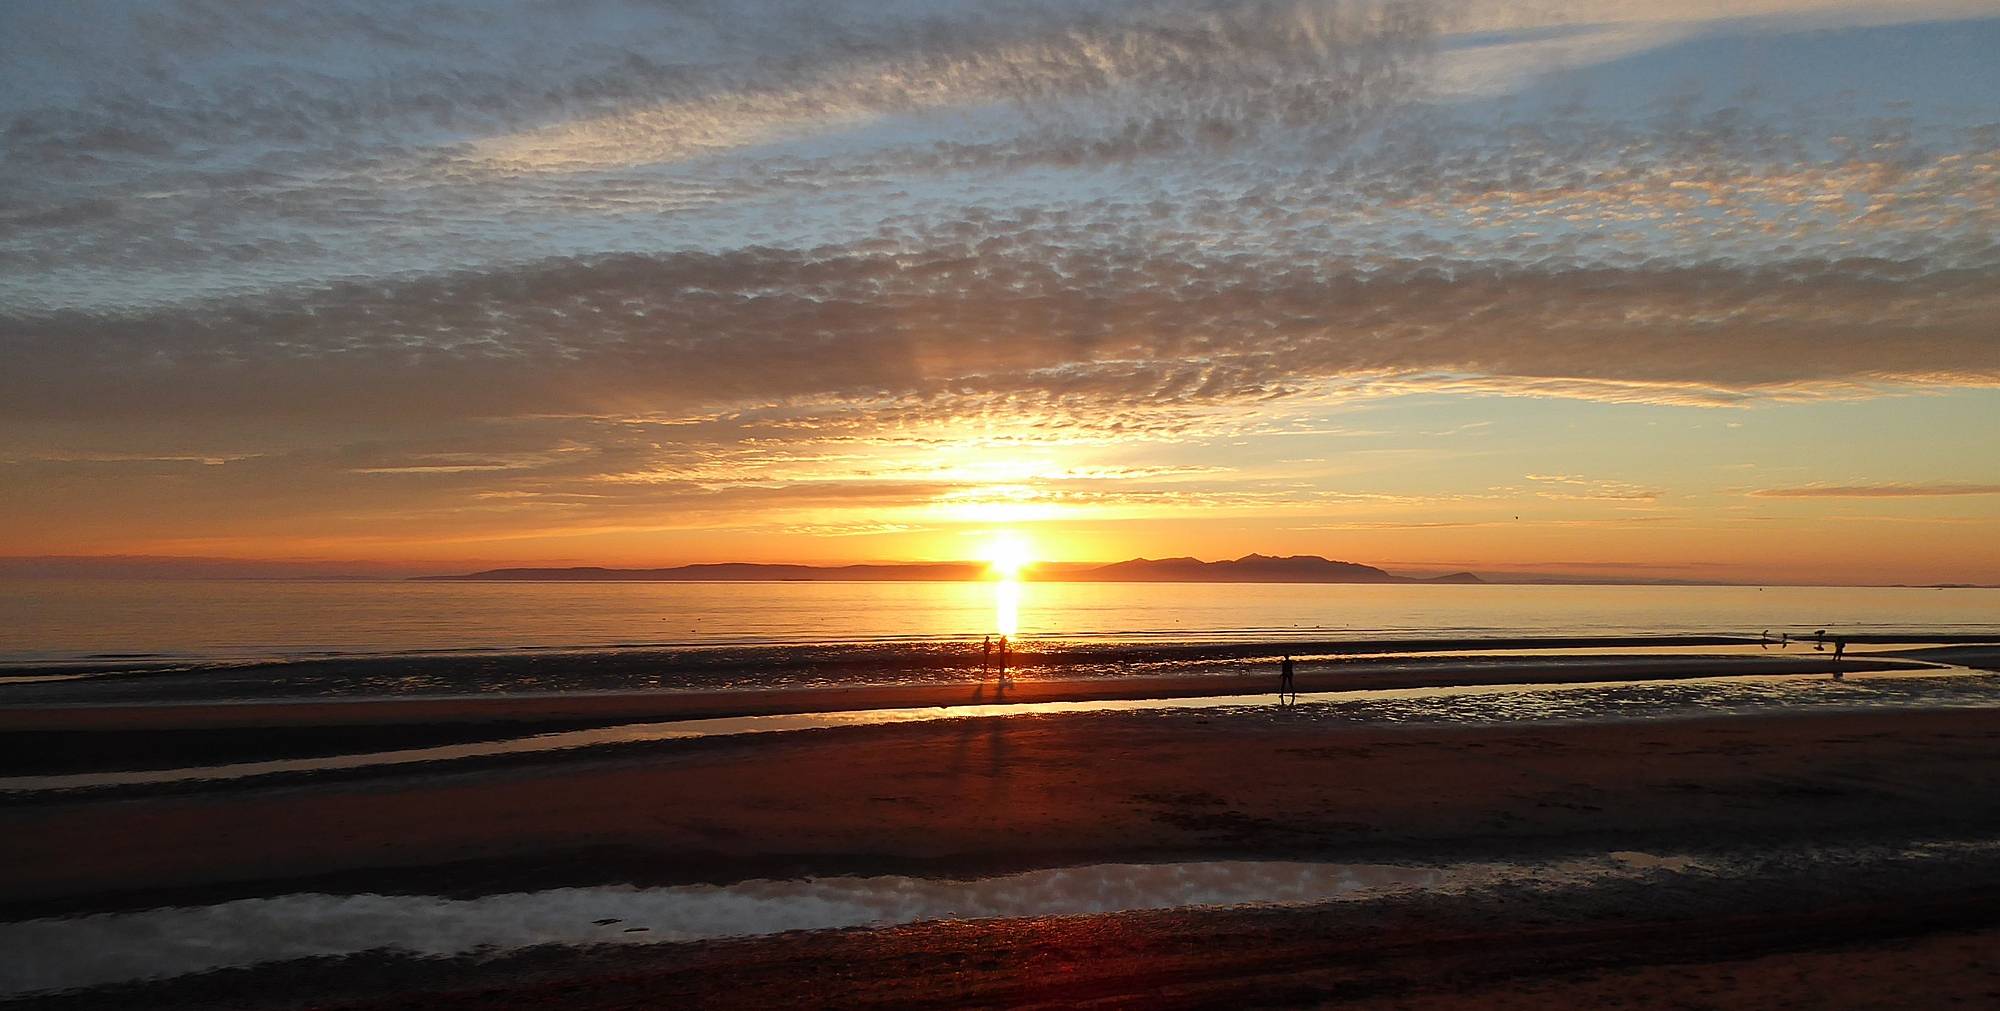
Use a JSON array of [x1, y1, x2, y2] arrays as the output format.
[[416, 554, 1483, 585]]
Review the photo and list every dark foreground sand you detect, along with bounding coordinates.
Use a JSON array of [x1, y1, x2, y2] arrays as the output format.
[[6, 694, 2000, 914], [19, 843, 2000, 1009], [5, 661, 2000, 1008]]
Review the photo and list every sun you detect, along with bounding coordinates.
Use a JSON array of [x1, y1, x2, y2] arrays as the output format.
[[982, 531, 1035, 580]]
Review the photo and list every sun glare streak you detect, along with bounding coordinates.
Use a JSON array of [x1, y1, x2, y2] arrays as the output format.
[[981, 531, 1033, 637], [994, 577, 1021, 637]]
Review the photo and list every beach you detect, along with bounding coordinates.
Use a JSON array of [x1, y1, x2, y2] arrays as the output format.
[[15, 0, 2000, 1003], [0, 645, 1947, 775], [6, 644, 2000, 1006], [26, 857, 2000, 1009], [9, 678, 2000, 910]]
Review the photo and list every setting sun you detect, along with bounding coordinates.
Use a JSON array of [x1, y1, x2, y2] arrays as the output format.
[[982, 532, 1035, 580]]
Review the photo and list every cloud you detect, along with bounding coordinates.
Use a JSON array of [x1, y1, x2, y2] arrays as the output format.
[[7, 243, 1994, 431], [463, 0, 1438, 174], [1522, 475, 1664, 501], [0, 1, 1440, 262], [3, 1, 1997, 568], [1751, 482, 2000, 498], [8, 1, 1997, 312]]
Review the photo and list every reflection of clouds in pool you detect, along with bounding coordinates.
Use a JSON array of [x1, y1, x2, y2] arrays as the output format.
[[0, 857, 1654, 996]]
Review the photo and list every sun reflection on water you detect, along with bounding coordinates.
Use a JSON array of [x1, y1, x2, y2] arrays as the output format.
[[995, 577, 1021, 637], [981, 530, 1033, 638]]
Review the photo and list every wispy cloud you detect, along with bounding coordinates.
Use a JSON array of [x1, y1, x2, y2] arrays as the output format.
[[1751, 482, 2000, 498]]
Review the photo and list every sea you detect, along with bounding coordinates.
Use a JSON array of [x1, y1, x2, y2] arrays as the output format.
[[2, 579, 1994, 702]]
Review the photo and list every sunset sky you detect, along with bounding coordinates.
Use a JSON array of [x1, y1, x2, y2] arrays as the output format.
[[3, 0, 1998, 584]]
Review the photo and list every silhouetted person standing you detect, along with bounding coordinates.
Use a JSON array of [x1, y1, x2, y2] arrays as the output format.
[[1832, 638, 1847, 679], [982, 635, 992, 678], [997, 636, 1009, 682], [1280, 654, 1295, 702]]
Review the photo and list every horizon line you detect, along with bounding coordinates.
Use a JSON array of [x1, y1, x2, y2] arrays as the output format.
[[0, 553, 1992, 589]]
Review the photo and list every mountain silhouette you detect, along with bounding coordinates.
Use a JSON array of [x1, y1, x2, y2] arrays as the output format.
[[419, 554, 1482, 584], [1071, 554, 1479, 584]]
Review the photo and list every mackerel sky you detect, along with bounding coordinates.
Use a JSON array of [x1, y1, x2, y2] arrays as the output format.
[[3, 0, 1998, 582]]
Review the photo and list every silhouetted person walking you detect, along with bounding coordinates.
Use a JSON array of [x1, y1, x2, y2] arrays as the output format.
[[1280, 654, 1295, 702], [997, 636, 1009, 682], [1832, 637, 1847, 679], [982, 635, 992, 678]]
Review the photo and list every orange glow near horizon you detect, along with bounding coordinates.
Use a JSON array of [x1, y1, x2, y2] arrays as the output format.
[[19, 502, 2000, 587], [981, 531, 1035, 580], [9, 405, 2000, 586]]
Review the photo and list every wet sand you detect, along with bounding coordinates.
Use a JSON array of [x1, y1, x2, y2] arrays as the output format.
[[6, 654, 2000, 1007], [6, 694, 2000, 918], [19, 843, 2000, 1010], [0, 652, 1916, 775]]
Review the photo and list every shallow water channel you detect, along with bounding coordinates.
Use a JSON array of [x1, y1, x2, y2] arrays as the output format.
[[0, 854, 1701, 996]]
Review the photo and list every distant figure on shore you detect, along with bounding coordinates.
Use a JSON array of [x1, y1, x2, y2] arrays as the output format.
[[982, 635, 992, 678], [1280, 654, 1295, 702], [997, 636, 1009, 681], [1832, 637, 1847, 679]]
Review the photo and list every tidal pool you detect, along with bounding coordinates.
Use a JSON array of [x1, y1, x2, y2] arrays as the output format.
[[0, 854, 1697, 996]]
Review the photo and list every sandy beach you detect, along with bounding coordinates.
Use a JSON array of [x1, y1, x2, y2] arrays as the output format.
[[3, 663, 2000, 907], [26, 857, 2000, 1009], [9, 695, 2000, 914], [6, 653, 2000, 1007], [0, 649, 1925, 775]]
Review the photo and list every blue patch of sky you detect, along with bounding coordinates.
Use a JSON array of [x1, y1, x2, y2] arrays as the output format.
[[1443, 18, 2000, 123]]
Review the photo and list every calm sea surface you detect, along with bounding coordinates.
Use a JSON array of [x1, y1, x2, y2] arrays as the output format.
[[3, 579, 1995, 666]]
